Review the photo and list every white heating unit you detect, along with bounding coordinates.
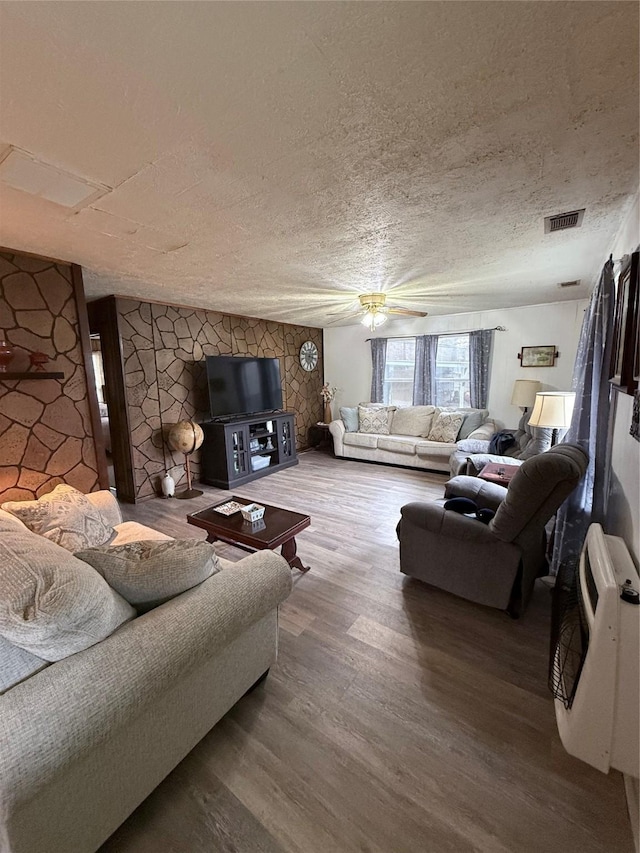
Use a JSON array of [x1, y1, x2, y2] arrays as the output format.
[[553, 523, 639, 777]]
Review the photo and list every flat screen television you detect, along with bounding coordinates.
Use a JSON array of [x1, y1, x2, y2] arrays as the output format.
[[205, 355, 283, 419]]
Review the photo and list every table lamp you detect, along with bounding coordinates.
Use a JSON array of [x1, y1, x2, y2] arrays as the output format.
[[511, 379, 542, 411], [528, 392, 576, 445]]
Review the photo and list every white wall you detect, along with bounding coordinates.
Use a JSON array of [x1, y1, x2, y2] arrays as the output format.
[[324, 299, 587, 426]]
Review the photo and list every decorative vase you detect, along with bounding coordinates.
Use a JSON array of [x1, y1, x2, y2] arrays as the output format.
[[0, 341, 14, 373], [161, 472, 175, 498], [323, 401, 333, 424]]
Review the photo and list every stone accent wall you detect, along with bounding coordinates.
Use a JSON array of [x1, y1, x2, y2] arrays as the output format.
[[0, 250, 100, 502], [114, 298, 323, 499]]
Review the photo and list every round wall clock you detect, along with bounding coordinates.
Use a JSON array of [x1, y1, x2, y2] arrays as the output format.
[[299, 340, 318, 372]]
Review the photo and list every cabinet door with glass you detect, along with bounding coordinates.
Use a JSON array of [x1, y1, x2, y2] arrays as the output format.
[[226, 424, 249, 480], [277, 415, 296, 463]]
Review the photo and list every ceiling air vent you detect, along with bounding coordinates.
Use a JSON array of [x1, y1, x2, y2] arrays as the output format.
[[544, 209, 585, 234], [558, 280, 581, 288]]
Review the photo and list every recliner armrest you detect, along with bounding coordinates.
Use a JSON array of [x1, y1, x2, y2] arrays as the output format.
[[399, 502, 499, 544], [444, 476, 507, 511]]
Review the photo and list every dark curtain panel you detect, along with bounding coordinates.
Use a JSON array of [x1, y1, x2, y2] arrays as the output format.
[[550, 259, 615, 575], [469, 329, 494, 408], [370, 337, 388, 403], [413, 335, 438, 405]]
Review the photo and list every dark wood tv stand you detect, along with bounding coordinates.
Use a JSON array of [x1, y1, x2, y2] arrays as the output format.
[[199, 412, 298, 489]]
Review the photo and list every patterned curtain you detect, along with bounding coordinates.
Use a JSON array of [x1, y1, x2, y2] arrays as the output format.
[[551, 259, 615, 575], [469, 329, 493, 409], [370, 338, 388, 403], [413, 335, 438, 405]]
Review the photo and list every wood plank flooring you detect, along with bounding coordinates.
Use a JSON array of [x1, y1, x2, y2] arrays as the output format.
[[99, 451, 634, 853]]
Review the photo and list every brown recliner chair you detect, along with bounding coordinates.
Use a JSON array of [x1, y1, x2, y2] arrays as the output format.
[[396, 444, 588, 616]]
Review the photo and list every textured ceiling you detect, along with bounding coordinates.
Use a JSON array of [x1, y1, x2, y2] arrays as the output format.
[[0, 2, 638, 327]]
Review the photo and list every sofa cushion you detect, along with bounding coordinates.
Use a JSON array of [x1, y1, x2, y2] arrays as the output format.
[[343, 431, 380, 449], [377, 436, 419, 456], [358, 406, 393, 435], [0, 635, 49, 694], [2, 484, 114, 552], [0, 528, 135, 661], [339, 406, 359, 432], [415, 440, 457, 459], [427, 411, 464, 443], [111, 521, 173, 546], [76, 539, 221, 612], [389, 405, 436, 437]]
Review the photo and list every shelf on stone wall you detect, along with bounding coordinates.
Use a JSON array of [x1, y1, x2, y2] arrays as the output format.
[[0, 371, 64, 381]]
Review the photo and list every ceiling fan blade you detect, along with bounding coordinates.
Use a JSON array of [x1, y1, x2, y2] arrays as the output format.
[[386, 306, 428, 317], [326, 309, 362, 317]]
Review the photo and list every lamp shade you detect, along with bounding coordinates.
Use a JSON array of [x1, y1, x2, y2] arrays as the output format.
[[511, 379, 542, 408], [528, 392, 576, 429]]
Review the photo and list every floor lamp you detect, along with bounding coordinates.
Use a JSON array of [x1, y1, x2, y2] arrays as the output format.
[[528, 392, 576, 445]]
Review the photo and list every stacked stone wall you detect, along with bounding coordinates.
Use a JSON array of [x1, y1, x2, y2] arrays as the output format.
[[0, 251, 100, 502], [116, 299, 323, 499]]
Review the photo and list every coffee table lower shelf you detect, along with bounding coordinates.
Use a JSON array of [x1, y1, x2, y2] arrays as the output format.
[[187, 497, 311, 573]]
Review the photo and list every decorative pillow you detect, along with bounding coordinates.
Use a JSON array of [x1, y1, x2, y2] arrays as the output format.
[[340, 406, 359, 432], [458, 410, 488, 440], [389, 406, 436, 437], [456, 439, 491, 454], [2, 484, 113, 552], [427, 411, 464, 443], [440, 407, 489, 440], [0, 529, 135, 661], [358, 405, 393, 435], [75, 539, 220, 612], [0, 635, 49, 694]]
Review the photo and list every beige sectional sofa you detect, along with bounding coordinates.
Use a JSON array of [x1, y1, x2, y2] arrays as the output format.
[[329, 404, 496, 474], [0, 491, 292, 853]]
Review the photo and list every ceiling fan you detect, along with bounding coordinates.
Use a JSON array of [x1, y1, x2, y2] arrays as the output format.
[[330, 292, 428, 331]]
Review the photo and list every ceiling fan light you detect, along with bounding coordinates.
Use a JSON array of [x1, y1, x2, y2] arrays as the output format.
[[361, 310, 387, 331]]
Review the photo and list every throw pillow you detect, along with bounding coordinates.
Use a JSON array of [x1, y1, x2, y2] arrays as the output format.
[[2, 484, 113, 552], [340, 406, 359, 432], [389, 406, 436, 437], [0, 529, 135, 661], [75, 539, 220, 612], [427, 411, 464, 443], [358, 405, 393, 435], [440, 407, 489, 440], [456, 438, 491, 454]]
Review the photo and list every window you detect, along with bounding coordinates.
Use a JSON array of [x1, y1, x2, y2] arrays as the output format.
[[381, 334, 471, 407], [434, 334, 471, 407], [382, 338, 416, 405]]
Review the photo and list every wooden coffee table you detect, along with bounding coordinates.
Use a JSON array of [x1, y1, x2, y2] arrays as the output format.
[[187, 496, 311, 572]]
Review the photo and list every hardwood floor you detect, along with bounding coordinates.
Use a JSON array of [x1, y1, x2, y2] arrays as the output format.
[[100, 451, 633, 853]]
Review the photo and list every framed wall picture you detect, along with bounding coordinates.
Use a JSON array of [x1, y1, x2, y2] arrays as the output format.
[[518, 345, 558, 368], [610, 251, 639, 395]]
